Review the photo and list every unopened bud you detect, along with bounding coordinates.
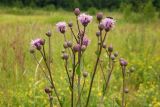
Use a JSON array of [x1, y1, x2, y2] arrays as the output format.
[[114, 51, 118, 57], [83, 71, 88, 78], [67, 41, 72, 47], [46, 30, 52, 37], [63, 42, 68, 48], [74, 8, 80, 16], [97, 12, 103, 21], [81, 45, 86, 52], [96, 31, 101, 37], [62, 53, 69, 60], [102, 43, 106, 49], [108, 45, 113, 52], [29, 47, 35, 54], [129, 67, 135, 73], [98, 23, 104, 31], [44, 88, 51, 94], [68, 22, 73, 27], [111, 54, 115, 60], [124, 88, 129, 93]]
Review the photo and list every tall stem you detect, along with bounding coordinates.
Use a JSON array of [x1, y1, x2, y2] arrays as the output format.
[[65, 60, 72, 88], [40, 50, 62, 107], [85, 32, 107, 107], [122, 67, 126, 107], [71, 53, 76, 107]]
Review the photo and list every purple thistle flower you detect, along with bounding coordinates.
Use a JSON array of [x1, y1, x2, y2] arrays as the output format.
[[78, 13, 93, 26], [56, 22, 67, 33], [31, 38, 44, 50], [101, 18, 115, 32], [73, 44, 81, 52], [82, 36, 90, 46]]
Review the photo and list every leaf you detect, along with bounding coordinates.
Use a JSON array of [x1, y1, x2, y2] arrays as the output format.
[[95, 50, 100, 57], [76, 64, 81, 76]]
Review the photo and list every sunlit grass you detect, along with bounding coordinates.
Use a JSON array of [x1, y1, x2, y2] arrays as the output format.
[[0, 9, 160, 106]]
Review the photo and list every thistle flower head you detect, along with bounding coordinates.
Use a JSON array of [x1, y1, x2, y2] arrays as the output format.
[[31, 38, 44, 50], [119, 58, 128, 66], [73, 44, 81, 52], [56, 22, 67, 33], [82, 36, 90, 46], [96, 12, 103, 21], [78, 13, 93, 26], [74, 8, 80, 16], [101, 17, 115, 32]]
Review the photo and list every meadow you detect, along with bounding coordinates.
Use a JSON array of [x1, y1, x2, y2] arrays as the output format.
[[0, 8, 160, 107]]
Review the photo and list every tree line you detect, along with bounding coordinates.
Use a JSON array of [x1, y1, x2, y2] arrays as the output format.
[[0, 0, 159, 11]]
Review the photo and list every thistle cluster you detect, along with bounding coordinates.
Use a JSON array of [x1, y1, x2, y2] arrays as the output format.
[[30, 8, 133, 107]]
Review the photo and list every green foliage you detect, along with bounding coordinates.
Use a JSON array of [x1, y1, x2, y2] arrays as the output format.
[[87, 7, 98, 15]]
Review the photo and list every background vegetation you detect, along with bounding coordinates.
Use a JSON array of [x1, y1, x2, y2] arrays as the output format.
[[0, 0, 160, 107]]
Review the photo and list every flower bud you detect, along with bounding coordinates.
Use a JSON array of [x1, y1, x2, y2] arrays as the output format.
[[96, 31, 101, 37], [40, 39, 45, 45], [83, 71, 88, 78], [120, 58, 128, 66], [68, 22, 73, 27], [29, 47, 35, 54], [74, 8, 80, 16], [124, 88, 129, 93], [36, 45, 41, 50], [114, 51, 118, 57], [63, 42, 68, 49], [62, 53, 69, 60], [44, 87, 51, 94], [46, 30, 52, 37], [61, 49, 65, 53], [129, 67, 135, 73], [111, 54, 115, 60], [81, 45, 86, 52], [102, 43, 106, 49], [67, 41, 72, 47], [73, 44, 81, 52], [96, 12, 103, 21], [98, 23, 104, 31], [108, 45, 113, 52]]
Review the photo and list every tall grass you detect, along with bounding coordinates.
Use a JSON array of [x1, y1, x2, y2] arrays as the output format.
[[0, 9, 160, 106]]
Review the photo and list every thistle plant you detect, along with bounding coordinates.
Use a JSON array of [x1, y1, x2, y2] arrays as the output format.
[[30, 8, 131, 107]]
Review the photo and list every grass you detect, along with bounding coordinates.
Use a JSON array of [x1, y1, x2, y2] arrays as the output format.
[[0, 8, 160, 107]]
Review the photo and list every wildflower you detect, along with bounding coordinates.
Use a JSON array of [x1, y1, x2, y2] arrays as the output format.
[[101, 17, 115, 32], [68, 22, 73, 28], [96, 12, 103, 21], [82, 36, 90, 46], [56, 22, 67, 33], [31, 38, 44, 50], [46, 30, 52, 37], [78, 13, 93, 26], [63, 42, 68, 48], [67, 41, 72, 47], [62, 53, 69, 60], [108, 44, 113, 52], [96, 31, 101, 37], [119, 58, 128, 66], [81, 45, 86, 52], [83, 71, 88, 78], [114, 51, 118, 57], [73, 44, 81, 52], [74, 8, 80, 16], [111, 54, 115, 60]]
